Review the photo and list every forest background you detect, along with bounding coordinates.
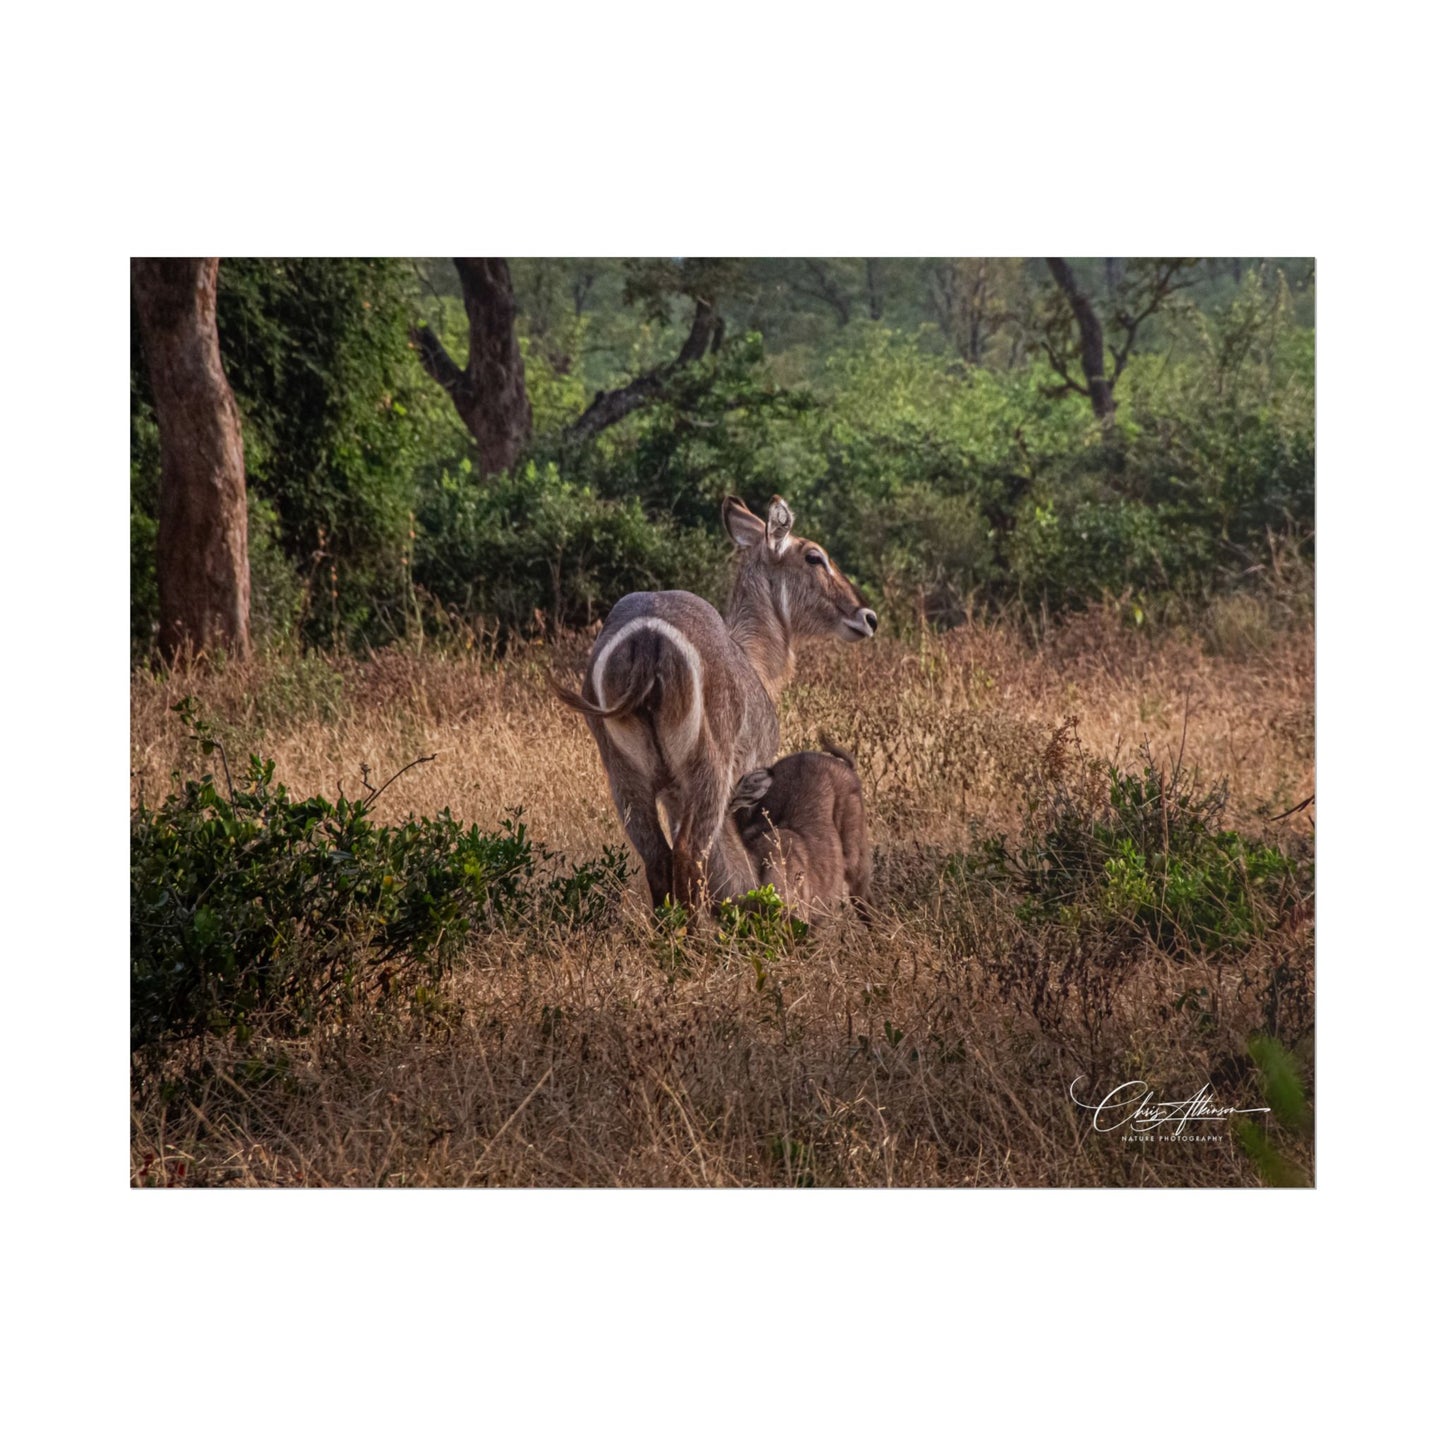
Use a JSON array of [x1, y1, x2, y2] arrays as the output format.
[[129, 257, 1314, 660]]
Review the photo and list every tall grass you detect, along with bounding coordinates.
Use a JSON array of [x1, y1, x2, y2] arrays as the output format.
[[131, 611, 1314, 1187]]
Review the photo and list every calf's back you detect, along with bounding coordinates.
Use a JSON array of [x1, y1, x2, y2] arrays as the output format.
[[731, 746, 872, 922]]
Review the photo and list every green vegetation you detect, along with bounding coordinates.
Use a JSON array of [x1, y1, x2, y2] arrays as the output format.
[[716, 884, 810, 959], [968, 724, 1309, 954], [1235, 1034, 1313, 1187], [130, 699, 628, 1057], [131, 258, 1314, 654], [413, 459, 726, 638]]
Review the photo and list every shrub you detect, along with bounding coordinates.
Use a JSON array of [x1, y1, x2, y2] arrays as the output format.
[[1234, 1033, 1312, 1187], [714, 885, 808, 1030], [131, 701, 627, 1055], [764, 336, 1096, 611], [214, 258, 458, 645], [1008, 494, 1209, 613], [414, 459, 726, 639], [969, 727, 1308, 953], [565, 332, 815, 534], [245, 494, 308, 646], [716, 885, 809, 961]]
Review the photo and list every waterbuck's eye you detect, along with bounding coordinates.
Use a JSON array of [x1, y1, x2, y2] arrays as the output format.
[[805, 550, 826, 567]]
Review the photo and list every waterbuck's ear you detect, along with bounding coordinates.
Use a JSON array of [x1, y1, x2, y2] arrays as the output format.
[[765, 495, 794, 555], [723, 495, 766, 549], [730, 769, 773, 810]]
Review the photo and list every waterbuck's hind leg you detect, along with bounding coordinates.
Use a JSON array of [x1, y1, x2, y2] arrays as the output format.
[[706, 812, 758, 905], [603, 757, 673, 911], [670, 753, 732, 920]]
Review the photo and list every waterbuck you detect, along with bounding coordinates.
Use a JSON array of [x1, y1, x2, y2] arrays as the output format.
[[729, 742, 873, 924], [553, 495, 876, 914]]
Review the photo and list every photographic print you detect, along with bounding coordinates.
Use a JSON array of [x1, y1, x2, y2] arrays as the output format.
[[130, 257, 1315, 1187]]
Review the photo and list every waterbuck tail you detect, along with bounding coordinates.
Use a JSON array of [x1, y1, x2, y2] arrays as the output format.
[[548, 669, 656, 720]]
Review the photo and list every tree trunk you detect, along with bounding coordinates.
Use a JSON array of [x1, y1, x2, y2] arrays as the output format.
[[802, 260, 851, 327], [865, 259, 885, 321], [1045, 257, 1116, 424], [411, 258, 532, 476], [966, 259, 988, 363], [131, 257, 251, 661]]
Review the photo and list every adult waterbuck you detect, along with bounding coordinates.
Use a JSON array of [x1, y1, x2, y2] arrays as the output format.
[[553, 495, 877, 914]]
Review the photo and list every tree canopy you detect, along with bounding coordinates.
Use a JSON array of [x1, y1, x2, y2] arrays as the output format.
[[131, 257, 1315, 656]]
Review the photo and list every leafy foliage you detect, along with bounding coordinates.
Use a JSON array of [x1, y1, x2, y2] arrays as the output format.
[[716, 884, 809, 956], [131, 701, 627, 1055], [560, 331, 814, 532], [413, 459, 726, 639], [1233, 1033, 1312, 1186], [969, 730, 1308, 954], [131, 258, 1314, 651], [212, 259, 448, 597]]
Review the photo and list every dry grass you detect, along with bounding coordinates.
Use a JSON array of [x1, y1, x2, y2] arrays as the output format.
[[130, 609, 1315, 1187]]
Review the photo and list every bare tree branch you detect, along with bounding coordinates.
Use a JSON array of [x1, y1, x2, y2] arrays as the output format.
[[1035, 325, 1090, 398], [410, 323, 467, 398], [567, 296, 722, 443], [1108, 259, 1191, 382], [796, 260, 852, 327]]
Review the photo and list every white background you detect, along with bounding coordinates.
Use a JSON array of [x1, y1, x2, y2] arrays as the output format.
[[2, 2, 1437, 1439]]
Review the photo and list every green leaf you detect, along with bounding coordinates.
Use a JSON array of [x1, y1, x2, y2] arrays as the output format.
[[1234, 1118, 1309, 1188], [1248, 1034, 1309, 1131]]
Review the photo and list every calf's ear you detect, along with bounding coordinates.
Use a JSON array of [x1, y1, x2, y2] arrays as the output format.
[[730, 769, 774, 810]]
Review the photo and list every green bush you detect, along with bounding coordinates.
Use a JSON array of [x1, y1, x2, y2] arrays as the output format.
[[969, 740, 1307, 953], [1234, 1033, 1312, 1186], [245, 494, 308, 646], [716, 884, 809, 958], [214, 258, 460, 642], [1110, 275, 1315, 574], [752, 335, 1096, 613], [131, 701, 628, 1054], [414, 458, 726, 638], [554, 332, 815, 531], [1008, 494, 1215, 612]]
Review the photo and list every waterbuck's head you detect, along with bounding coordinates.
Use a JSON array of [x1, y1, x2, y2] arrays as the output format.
[[722, 494, 877, 645]]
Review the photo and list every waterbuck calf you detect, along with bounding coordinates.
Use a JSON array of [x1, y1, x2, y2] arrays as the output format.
[[729, 742, 873, 924], [553, 495, 876, 914]]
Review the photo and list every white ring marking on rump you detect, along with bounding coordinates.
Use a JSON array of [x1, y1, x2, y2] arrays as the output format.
[[592, 616, 705, 774]]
